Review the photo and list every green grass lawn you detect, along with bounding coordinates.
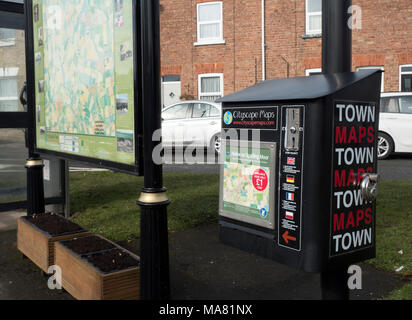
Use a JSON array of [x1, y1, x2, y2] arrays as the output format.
[[372, 180, 412, 299], [70, 171, 219, 242], [70, 172, 412, 299]]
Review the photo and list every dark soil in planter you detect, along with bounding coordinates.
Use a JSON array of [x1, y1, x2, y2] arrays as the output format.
[[62, 236, 116, 255], [23, 213, 86, 236], [85, 249, 140, 274]]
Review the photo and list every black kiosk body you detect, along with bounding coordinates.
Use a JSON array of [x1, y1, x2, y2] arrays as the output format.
[[218, 70, 382, 273]]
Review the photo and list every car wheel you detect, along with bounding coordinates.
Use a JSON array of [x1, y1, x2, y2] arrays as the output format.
[[377, 132, 394, 160], [210, 134, 222, 155]]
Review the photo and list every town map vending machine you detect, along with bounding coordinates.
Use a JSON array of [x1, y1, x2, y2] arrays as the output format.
[[218, 70, 382, 272]]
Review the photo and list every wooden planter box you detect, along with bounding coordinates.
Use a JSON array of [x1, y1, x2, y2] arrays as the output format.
[[55, 236, 140, 300], [17, 216, 90, 273]]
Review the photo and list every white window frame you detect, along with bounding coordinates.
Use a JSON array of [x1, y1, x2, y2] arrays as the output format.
[[305, 68, 322, 76], [195, 2, 225, 46], [356, 66, 385, 92], [306, 0, 322, 35], [198, 73, 224, 101], [399, 64, 412, 92]]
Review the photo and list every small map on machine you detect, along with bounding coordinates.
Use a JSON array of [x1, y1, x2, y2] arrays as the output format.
[[223, 146, 271, 222], [43, 0, 116, 136]]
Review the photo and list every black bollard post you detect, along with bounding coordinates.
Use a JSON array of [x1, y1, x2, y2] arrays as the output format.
[[138, 0, 171, 300], [321, 266, 350, 300], [322, 0, 353, 74], [321, 0, 352, 300], [26, 158, 45, 216]]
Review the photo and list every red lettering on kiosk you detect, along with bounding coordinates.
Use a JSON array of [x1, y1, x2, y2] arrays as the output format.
[[333, 208, 374, 232], [346, 211, 355, 229], [333, 213, 345, 231], [364, 207, 373, 225], [336, 126, 347, 144], [335, 125, 376, 144], [367, 126, 375, 143], [358, 126, 366, 142], [348, 127, 358, 143], [334, 167, 374, 188]]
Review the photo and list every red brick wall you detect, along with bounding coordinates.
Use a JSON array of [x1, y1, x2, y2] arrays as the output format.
[[160, 0, 412, 99]]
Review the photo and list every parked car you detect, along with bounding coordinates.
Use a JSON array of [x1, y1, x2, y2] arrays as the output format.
[[161, 100, 222, 153], [378, 92, 412, 159]]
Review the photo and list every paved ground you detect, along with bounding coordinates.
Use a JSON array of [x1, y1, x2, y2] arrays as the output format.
[[0, 223, 405, 300], [377, 154, 412, 180], [0, 210, 25, 231]]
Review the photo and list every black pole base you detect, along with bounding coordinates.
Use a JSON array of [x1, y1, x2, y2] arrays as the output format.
[[321, 266, 350, 300], [25, 157, 46, 217], [138, 189, 171, 301]]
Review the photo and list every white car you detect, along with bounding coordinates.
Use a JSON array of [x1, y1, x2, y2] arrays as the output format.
[[162, 101, 222, 153], [378, 92, 412, 159]]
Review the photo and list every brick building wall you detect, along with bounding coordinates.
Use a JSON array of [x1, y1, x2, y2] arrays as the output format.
[[159, 0, 411, 102]]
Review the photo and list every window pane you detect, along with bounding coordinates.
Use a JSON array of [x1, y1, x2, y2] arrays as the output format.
[[402, 75, 412, 92], [386, 98, 399, 113], [200, 95, 221, 102], [0, 100, 18, 112], [0, 78, 18, 97], [401, 66, 412, 73], [199, 23, 220, 39], [0, 129, 27, 204], [201, 77, 220, 93], [309, 15, 322, 32], [192, 103, 210, 118], [0, 28, 15, 40], [162, 104, 189, 120], [399, 97, 412, 114], [380, 98, 388, 113], [198, 3, 221, 22], [308, 0, 322, 13], [0, 29, 26, 112], [210, 106, 220, 117], [162, 75, 181, 82]]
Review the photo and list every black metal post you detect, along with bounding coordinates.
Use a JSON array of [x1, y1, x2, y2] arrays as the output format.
[[321, 0, 352, 300], [138, 0, 171, 300], [322, 0, 353, 74], [321, 266, 350, 300], [24, 0, 45, 217], [26, 158, 45, 216]]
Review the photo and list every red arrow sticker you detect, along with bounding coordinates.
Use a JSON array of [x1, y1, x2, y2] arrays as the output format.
[[282, 231, 297, 244]]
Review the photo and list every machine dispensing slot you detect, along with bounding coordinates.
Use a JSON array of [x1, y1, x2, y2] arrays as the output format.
[[285, 108, 301, 151]]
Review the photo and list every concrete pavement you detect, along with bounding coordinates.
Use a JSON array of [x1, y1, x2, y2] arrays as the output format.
[[0, 210, 25, 232], [0, 220, 404, 300]]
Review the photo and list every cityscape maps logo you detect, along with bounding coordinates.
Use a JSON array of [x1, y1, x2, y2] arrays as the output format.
[[224, 111, 233, 125]]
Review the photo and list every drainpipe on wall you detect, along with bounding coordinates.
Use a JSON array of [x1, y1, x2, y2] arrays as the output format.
[[261, 0, 266, 81]]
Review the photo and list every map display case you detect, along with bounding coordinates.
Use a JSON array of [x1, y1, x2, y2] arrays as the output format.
[[220, 141, 276, 230], [27, 0, 142, 174]]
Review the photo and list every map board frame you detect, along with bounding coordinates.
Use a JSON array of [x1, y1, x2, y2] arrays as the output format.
[[25, 0, 143, 175], [219, 140, 277, 230]]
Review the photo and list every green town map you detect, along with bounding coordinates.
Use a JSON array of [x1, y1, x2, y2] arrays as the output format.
[[44, 0, 116, 136], [33, 0, 136, 166], [221, 145, 273, 228]]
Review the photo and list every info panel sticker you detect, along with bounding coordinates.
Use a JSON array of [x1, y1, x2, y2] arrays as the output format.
[[220, 142, 276, 230]]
